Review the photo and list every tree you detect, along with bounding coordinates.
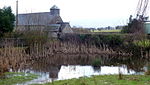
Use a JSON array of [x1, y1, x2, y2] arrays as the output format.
[[0, 6, 15, 36], [122, 14, 145, 34], [128, 19, 144, 34]]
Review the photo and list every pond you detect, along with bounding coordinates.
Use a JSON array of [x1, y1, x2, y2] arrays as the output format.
[[20, 65, 143, 85], [17, 54, 150, 85]]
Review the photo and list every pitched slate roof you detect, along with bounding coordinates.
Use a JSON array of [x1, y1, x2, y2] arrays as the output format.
[[18, 12, 63, 25], [58, 22, 71, 31]]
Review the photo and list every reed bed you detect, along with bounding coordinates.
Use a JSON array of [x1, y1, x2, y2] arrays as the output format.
[[42, 41, 132, 56], [0, 39, 28, 76]]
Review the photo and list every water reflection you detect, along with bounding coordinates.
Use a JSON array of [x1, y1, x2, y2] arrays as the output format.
[[58, 65, 135, 80], [17, 55, 150, 84], [21, 65, 139, 85], [58, 65, 99, 80], [92, 66, 101, 73], [20, 65, 61, 85]]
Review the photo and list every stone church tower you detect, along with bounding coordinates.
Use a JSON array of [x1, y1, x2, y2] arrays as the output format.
[[50, 5, 60, 16]]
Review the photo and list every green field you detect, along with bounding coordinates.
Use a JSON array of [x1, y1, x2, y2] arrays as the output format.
[[92, 29, 121, 33], [32, 75, 150, 85]]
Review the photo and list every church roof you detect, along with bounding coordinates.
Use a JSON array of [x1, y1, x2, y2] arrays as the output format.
[[18, 12, 63, 25]]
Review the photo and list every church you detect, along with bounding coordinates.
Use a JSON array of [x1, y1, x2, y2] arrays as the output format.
[[16, 5, 73, 37]]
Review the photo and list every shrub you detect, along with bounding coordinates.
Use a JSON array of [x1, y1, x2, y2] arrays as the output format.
[[21, 31, 48, 46], [91, 58, 101, 67], [3, 32, 23, 38], [133, 40, 150, 48]]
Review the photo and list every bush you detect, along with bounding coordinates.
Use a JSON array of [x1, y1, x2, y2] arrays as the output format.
[[3, 32, 23, 38], [61, 34, 124, 49], [133, 40, 150, 48], [21, 31, 48, 45], [103, 34, 124, 47], [91, 58, 101, 67]]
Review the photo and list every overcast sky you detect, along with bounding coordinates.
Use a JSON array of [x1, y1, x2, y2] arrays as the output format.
[[0, 0, 149, 28]]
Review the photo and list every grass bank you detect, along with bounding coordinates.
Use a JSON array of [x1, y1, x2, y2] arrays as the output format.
[[0, 72, 38, 85], [92, 29, 121, 33], [32, 75, 150, 85]]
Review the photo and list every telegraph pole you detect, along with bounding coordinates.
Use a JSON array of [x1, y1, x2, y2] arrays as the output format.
[[16, 0, 18, 30]]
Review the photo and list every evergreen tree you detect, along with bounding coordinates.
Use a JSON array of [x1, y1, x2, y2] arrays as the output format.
[[0, 6, 15, 36]]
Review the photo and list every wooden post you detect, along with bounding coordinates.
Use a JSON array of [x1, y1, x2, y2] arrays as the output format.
[[16, 0, 18, 30]]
